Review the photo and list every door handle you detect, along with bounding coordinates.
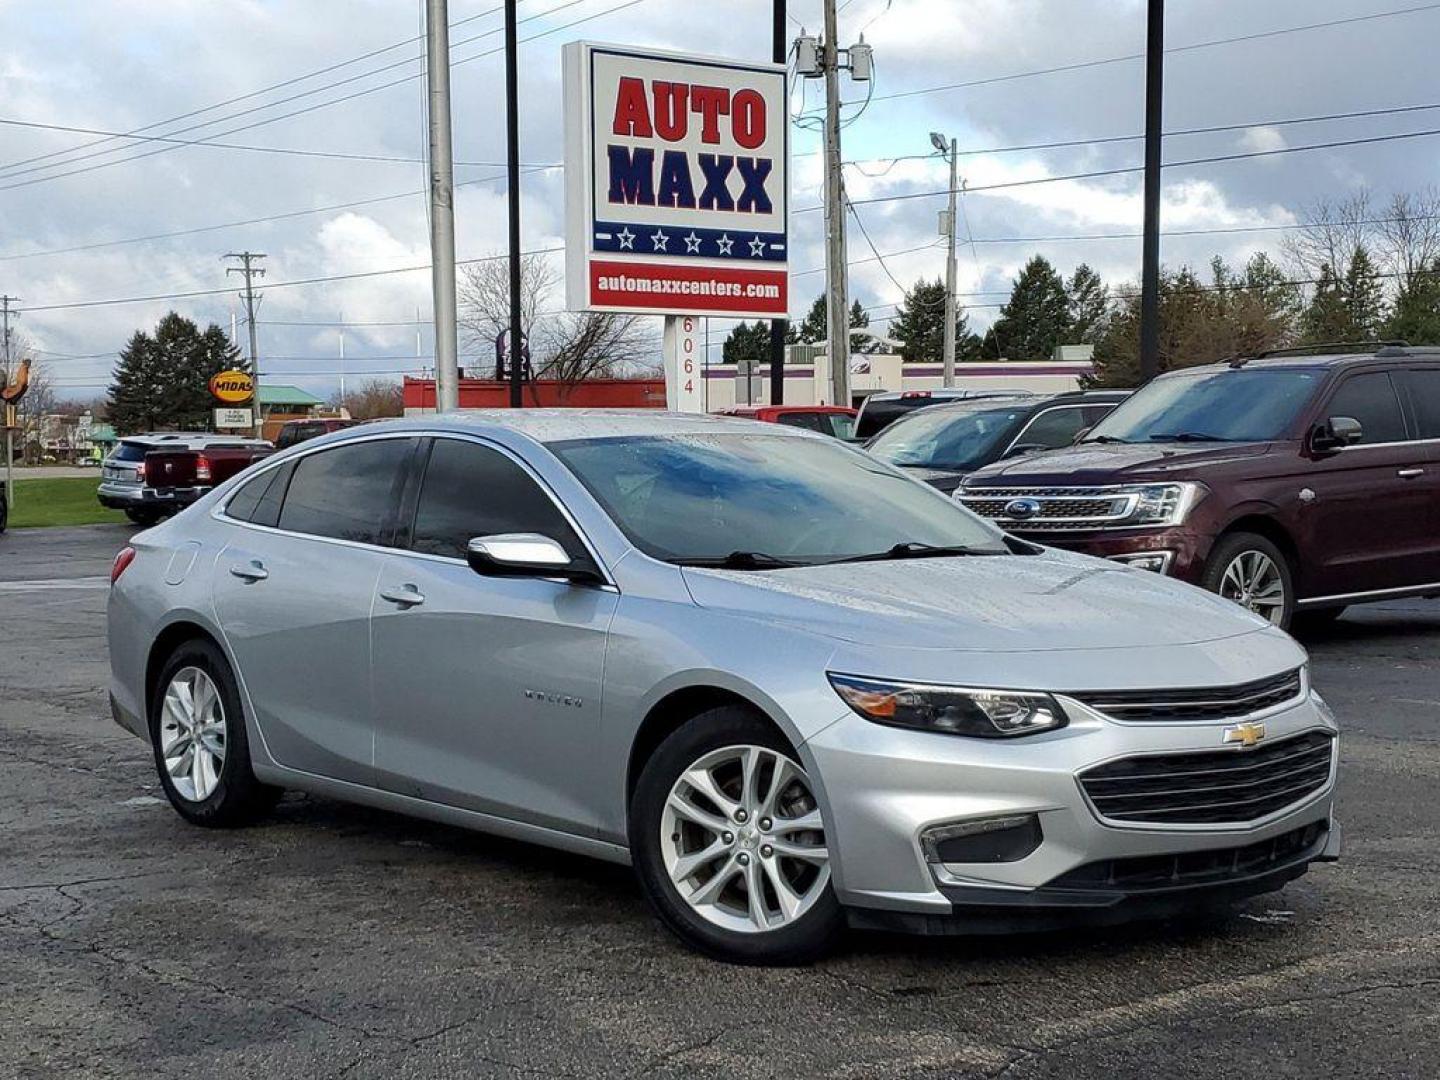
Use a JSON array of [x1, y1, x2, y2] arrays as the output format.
[[379, 584, 426, 608], [1398, 468, 1426, 479], [229, 560, 268, 582]]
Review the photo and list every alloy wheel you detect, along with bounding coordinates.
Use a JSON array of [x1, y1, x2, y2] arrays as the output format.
[[159, 666, 227, 802], [661, 744, 830, 934], [1218, 550, 1287, 625]]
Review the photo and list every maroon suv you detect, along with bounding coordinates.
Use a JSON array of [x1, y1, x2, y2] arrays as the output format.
[[957, 345, 1440, 630]]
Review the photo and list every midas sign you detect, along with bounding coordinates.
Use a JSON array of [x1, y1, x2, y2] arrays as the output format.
[[563, 42, 788, 320], [209, 370, 254, 404]]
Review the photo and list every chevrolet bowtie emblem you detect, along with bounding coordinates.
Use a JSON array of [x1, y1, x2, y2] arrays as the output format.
[[1223, 721, 1267, 748]]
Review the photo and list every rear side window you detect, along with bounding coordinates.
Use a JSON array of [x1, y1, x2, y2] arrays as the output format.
[[224, 462, 293, 528], [277, 438, 414, 545], [775, 413, 827, 433], [1012, 407, 1089, 450], [111, 441, 149, 463], [408, 438, 584, 560], [1406, 369, 1440, 438], [1322, 372, 1408, 444]]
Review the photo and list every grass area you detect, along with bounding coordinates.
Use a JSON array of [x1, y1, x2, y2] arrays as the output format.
[[6, 477, 127, 529]]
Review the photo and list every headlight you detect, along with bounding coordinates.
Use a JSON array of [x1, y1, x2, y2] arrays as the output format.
[[828, 673, 1067, 738], [1128, 482, 1204, 526]]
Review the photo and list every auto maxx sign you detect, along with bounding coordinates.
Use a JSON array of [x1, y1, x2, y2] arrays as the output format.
[[563, 42, 788, 320]]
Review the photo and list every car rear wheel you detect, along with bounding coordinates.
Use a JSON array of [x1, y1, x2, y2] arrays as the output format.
[[1202, 532, 1294, 629], [149, 639, 280, 827], [629, 707, 843, 965]]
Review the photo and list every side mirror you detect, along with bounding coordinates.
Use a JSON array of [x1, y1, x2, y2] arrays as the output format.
[[1310, 415, 1364, 454], [466, 533, 603, 585]]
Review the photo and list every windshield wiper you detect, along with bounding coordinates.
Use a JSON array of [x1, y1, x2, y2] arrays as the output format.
[[672, 551, 805, 571], [830, 542, 1005, 565], [1147, 432, 1226, 443], [1082, 435, 1129, 444]]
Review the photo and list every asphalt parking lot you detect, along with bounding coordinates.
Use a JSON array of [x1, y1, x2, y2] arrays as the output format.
[[2, 524, 1438, 1079]]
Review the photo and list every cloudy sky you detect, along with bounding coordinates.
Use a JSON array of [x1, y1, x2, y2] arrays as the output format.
[[3, 0, 1438, 400]]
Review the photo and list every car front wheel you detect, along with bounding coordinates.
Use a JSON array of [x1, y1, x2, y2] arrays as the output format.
[[1202, 531, 1295, 629], [629, 707, 843, 964]]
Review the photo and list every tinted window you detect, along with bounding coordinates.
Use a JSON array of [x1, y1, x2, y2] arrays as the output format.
[[1323, 372, 1407, 444], [552, 434, 1006, 564], [409, 439, 583, 560], [1012, 407, 1089, 450], [1408, 369, 1440, 439], [277, 439, 413, 545], [225, 467, 280, 522], [1088, 369, 1321, 443], [868, 405, 1028, 470], [111, 441, 150, 463], [776, 413, 827, 433]]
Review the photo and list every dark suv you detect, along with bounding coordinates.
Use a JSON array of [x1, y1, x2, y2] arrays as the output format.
[[957, 345, 1440, 630], [866, 391, 1128, 493]]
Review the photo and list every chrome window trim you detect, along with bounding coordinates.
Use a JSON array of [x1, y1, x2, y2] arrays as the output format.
[[211, 428, 618, 590]]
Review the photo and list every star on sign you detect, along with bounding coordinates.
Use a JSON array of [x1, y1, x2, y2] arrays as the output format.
[[651, 229, 670, 252], [683, 231, 703, 254], [716, 233, 734, 255], [748, 235, 768, 257], [616, 227, 636, 250]]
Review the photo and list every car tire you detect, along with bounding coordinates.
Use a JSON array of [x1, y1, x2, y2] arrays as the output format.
[[1201, 531, 1295, 630], [148, 638, 281, 828], [629, 707, 844, 965], [125, 507, 161, 526]]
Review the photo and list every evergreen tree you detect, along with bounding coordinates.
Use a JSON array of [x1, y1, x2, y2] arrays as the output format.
[[721, 321, 771, 369], [1386, 259, 1440, 343], [990, 255, 1072, 360], [1066, 264, 1109, 344], [1299, 263, 1350, 344], [888, 277, 977, 362], [107, 312, 244, 433], [794, 294, 874, 351], [1343, 246, 1388, 339]]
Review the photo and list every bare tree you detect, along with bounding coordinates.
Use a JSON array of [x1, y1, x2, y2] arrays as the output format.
[[331, 377, 404, 420], [1375, 188, 1440, 290], [537, 312, 654, 398], [458, 254, 560, 373], [2, 335, 57, 460], [1283, 191, 1374, 282]]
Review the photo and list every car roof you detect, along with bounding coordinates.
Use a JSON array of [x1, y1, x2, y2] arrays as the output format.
[[120, 432, 265, 446], [367, 408, 819, 445], [1171, 345, 1440, 374], [863, 388, 1034, 403]]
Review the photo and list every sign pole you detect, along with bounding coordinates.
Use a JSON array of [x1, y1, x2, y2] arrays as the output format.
[[768, 0, 789, 405], [663, 316, 703, 413], [505, 0, 525, 408]]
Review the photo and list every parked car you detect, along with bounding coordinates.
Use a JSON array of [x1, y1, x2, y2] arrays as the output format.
[[853, 388, 1035, 440], [715, 404, 857, 440], [957, 344, 1440, 630], [99, 434, 273, 526], [109, 412, 1338, 963], [274, 417, 358, 450], [866, 391, 1129, 493]]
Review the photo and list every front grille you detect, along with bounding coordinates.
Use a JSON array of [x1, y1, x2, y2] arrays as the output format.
[[1046, 821, 1328, 892], [1070, 669, 1304, 724], [1079, 730, 1335, 825], [956, 486, 1137, 531]]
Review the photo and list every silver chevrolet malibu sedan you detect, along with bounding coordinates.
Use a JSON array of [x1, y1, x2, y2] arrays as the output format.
[[107, 411, 1340, 963]]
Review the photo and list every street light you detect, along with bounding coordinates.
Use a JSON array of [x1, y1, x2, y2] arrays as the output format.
[[931, 133, 959, 387]]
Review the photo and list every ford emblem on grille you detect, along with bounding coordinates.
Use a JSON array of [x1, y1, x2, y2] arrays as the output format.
[[1004, 498, 1042, 519]]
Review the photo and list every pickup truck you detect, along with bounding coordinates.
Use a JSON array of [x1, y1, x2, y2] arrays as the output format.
[[100, 434, 273, 525]]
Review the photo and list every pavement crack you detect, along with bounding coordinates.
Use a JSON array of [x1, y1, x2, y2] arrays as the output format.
[[640, 1027, 728, 1074]]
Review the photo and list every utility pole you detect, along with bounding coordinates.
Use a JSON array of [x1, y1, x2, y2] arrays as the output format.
[[338, 312, 346, 408], [504, 0, 524, 409], [1139, 0, 1164, 383], [932, 132, 959, 388], [225, 253, 265, 436], [1, 295, 18, 509], [821, 0, 850, 407], [425, 0, 460, 412], [768, 0, 788, 405]]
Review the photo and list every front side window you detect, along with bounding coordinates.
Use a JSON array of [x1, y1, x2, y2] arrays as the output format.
[[552, 433, 1007, 564], [1086, 369, 1321, 444], [1010, 407, 1089, 451], [276, 438, 414, 545], [867, 405, 1028, 470], [1322, 372, 1407, 444], [409, 439, 584, 560]]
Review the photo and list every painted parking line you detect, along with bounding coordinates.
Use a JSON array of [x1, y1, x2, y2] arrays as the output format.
[[0, 576, 110, 592]]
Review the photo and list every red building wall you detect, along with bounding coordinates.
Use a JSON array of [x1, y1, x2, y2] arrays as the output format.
[[403, 377, 666, 411]]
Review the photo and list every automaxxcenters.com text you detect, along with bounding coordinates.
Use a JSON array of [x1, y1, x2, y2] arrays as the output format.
[[596, 274, 781, 300]]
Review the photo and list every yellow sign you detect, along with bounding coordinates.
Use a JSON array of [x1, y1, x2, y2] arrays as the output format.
[[209, 370, 254, 404]]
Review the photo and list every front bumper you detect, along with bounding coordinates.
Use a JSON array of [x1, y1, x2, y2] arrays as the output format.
[[1007, 526, 1216, 585], [804, 690, 1338, 924]]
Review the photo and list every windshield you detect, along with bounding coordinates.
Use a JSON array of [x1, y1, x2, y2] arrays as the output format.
[[551, 433, 1007, 565], [1086, 369, 1321, 444], [868, 405, 1029, 470]]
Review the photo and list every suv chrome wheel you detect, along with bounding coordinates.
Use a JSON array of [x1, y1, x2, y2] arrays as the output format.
[[1218, 550, 1286, 625], [661, 744, 830, 934], [159, 666, 227, 802]]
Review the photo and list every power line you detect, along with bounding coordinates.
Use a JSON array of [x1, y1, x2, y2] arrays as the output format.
[[0, 0, 641, 192]]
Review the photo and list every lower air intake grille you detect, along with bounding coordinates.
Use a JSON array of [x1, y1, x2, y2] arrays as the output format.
[[1079, 730, 1335, 825]]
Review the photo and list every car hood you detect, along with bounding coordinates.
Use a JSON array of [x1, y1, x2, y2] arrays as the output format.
[[962, 440, 1272, 486], [680, 547, 1272, 653]]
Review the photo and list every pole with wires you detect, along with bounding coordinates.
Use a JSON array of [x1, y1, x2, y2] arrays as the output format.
[[425, 0, 460, 412], [1139, 0, 1164, 383], [768, 0, 788, 405], [225, 253, 265, 437], [821, 0, 850, 407], [933, 133, 959, 388], [504, 0, 524, 409]]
